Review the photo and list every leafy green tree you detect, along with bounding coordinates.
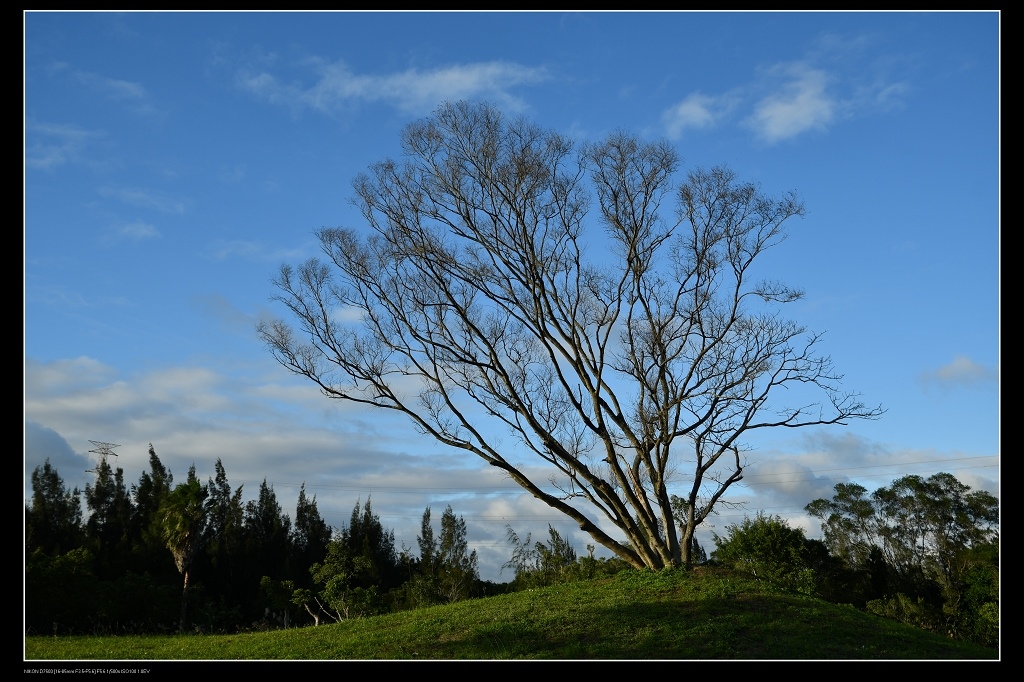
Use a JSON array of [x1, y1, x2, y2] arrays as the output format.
[[309, 532, 386, 621], [159, 466, 209, 631], [805, 482, 878, 569], [956, 541, 999, 647], [417, 506, 436, 578], [131, 445, 173, 534], [875, 473, 997, 598], [26, 459, 83, 556], [407, 504, 479, 604], [807, 474, 997, 594], [537, 525, 577, 576], [157, 464, 207, 630]]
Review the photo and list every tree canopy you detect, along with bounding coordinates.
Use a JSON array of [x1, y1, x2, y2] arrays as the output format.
[[260, 100, 883, 570]]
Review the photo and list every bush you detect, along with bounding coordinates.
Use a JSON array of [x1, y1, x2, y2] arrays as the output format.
[[711, 513, 817, 594], [866, 593, 945, 634], [503, 525, 633, 590], [25, 548, 99, 634]]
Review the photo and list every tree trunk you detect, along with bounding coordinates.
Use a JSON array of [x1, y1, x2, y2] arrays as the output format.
[[179, 567, 191, 632]]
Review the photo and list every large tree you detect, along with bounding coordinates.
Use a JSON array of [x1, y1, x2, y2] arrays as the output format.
[[260, 100, 883, 569]]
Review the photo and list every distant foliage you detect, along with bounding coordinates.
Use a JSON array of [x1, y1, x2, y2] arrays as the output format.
[[504, 524, 631, 590], [806, 473, 998, 647], [26, 459, 84, 557], [402, 505, 480, 608], [302, 498, 404, 623]]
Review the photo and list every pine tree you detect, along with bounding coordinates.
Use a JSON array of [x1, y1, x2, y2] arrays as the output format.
[[407, 506, 441, 606], [129, 444, 174, 576], [292, 483, 332, 590], [437, 505, 478, 603], [343, 498, 399, 590], [84, 457, 135, 579], [243, 479, 293, 595], [26, 459, 83, 556], [417, 506, 436, 576], [201, 458, 246, 612], [306, 498, 399, 621]]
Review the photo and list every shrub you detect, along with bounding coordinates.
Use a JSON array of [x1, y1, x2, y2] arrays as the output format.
[[866, 593, 945, 634], [711, 513, 817, 594]]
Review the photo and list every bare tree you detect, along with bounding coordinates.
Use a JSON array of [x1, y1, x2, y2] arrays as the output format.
[[259, 101, 883, 569]]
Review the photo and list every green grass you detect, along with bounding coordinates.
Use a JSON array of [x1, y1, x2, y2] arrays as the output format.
[[24, 568, 997, 660]]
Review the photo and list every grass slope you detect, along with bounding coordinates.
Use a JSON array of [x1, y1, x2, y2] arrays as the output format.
[[25, 567, 997, 660]]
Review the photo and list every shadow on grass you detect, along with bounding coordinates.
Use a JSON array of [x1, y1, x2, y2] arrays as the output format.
[[439, 592, 995, 660]]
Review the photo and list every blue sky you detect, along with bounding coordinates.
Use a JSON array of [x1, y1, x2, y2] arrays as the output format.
[[25, 11, 999, 581]]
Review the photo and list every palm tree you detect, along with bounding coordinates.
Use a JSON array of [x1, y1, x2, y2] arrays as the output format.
[[160, 471, 208, 631]]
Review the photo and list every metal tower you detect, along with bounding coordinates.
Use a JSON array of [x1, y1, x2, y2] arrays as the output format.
[[86, 440, 120, 474]]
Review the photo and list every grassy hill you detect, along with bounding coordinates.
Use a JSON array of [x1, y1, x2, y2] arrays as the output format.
[[24, 567, 997, 660]]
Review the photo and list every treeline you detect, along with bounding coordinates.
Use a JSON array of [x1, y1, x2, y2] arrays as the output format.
[[24, 446, 503, 634], [26, 450, 997, 648], [709, 472, 999, 648]]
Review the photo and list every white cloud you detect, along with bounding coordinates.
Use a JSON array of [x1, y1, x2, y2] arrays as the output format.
[[205, 238, 309, 262], [103, 220, 161, 244], [70, 69, 158, 115], [920, 355, 998, 389], [238, 59, 549, 117], [746, 65, 836, 143], [219, 164, 247, 183], [872, 81, 909, 110], [25, 356, 117, 395], [25, 122, 101, 170], [662, 43, 908, 146], [97, 186, 189, 214], [24, 421, 94, 499], [76, 71, 147, 101], [661, 92, 739, 139]]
